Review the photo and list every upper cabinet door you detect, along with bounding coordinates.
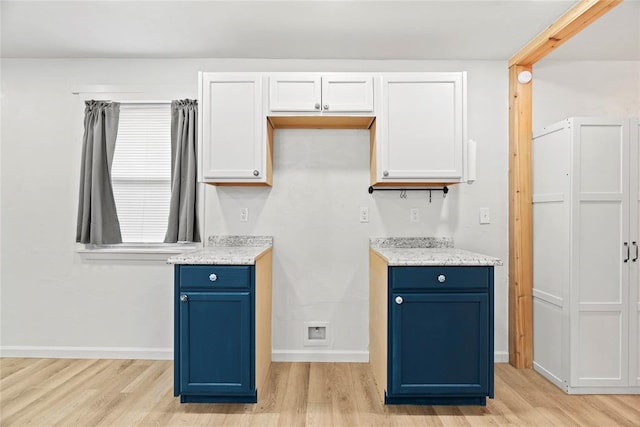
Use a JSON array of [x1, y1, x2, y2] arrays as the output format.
[[269, 74, 322, 112], [376, 73, 466, 184], [268, 73, 374, 114], [321, 74, 374, 113], [200, 73, 267, 184]]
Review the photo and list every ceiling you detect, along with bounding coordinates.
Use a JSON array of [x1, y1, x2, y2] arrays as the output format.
[[1, 1, 638, 61]]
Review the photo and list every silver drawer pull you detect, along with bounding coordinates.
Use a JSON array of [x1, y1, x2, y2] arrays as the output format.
[[395, 296, 403, 305], [209, 273, 218, 282], [180, 295, 188, 302], [437, 274, 446, 283]]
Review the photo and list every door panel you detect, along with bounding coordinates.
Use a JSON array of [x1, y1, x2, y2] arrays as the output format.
[[321, 75, 373, 112], [631, 118, 640, 385], [572, 118, 630, 387], [389, 292, 488, 395], [202, 73, 263, 180], [380, 73, 464, 181], [269, 74, 321, 112], [180, 292, 252, 394]]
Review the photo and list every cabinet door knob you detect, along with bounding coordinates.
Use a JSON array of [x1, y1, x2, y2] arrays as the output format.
[[633, 242, 638, 262], [383, 170, 389, 177], [314, 103, 321, 110], [437, 274, 446, 283], [253, 170, 260, 177], [180, 295, 188, 302], [209, 273, 218, 282], [323, 104, 329, 110], [395, 296, 403, 305]]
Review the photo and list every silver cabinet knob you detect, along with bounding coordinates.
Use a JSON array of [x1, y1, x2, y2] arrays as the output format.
[[253, 170, 260, 177], [180, 295, 188, 302], [323, 104, 329, 110], [437, 274, 446, 283], [209, 273, 218, 282], [383, 170, 389, 177], [314, 103, 321, 110], [395, 296, 403, 305]]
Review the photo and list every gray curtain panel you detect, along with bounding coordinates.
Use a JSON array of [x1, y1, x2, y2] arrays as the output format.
[[76, 100, 122, 244], [165, 99, 200, 243]]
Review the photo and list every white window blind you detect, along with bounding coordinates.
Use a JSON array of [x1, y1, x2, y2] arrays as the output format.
[[111, 103, 172, 243]]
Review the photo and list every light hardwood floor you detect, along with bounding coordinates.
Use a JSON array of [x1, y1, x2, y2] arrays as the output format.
[[1, 359, 638, 426]]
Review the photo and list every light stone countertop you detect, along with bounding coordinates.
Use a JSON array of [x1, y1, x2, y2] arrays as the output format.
[[370, 237, 502, 266], [167, 236, 273, 265]]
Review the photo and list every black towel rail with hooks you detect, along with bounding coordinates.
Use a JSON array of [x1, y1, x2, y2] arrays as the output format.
[[368, 186, 449, 202]]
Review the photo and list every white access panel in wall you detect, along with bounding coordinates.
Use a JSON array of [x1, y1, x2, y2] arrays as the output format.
[[571, 119, 629, 387], [379, 73, 465, 182], [200, 73, 265, 182]]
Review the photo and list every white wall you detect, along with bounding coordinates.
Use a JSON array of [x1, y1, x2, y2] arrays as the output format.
[[1, 59, 509, 360], [533, 60, 640, 129]]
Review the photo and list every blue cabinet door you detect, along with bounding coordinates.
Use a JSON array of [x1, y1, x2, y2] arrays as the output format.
[[179, 291, 253, 395], [389, 292, 488, 396]]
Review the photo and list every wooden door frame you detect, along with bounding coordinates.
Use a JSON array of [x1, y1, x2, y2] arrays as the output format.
[[508, 0, 622, 368]]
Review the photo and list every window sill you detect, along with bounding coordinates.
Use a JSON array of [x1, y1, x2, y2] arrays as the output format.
[[77, 243, 200, 262]]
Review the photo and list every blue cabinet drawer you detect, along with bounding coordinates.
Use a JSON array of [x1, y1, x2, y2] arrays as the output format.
[[179, 265, 252, 290], [390, 266, 489, 291]]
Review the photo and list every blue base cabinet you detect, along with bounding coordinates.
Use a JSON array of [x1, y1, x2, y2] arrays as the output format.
[[174, 260, 272, 404], [370, 253, 494, 406]]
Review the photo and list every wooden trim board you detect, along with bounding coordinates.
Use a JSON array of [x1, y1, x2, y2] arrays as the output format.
[[508, 64, 533, 369], [369, 249, 388, 403], [268, 115, 375, 129], [255, 249, 273, 399], [508, 0, 623, 67]]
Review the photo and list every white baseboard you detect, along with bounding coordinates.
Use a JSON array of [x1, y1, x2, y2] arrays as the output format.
[[0, 346, 173, 360], [272, 350, 369, 363], [533, 361, 564, 389], [273, 350, 509, 364], [1, 346, 509, 365], [494, 351, 509, 363]]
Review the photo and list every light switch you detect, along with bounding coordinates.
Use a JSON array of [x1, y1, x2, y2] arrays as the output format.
[[479, 207, 490, 224], [240, 207, 249, 222]]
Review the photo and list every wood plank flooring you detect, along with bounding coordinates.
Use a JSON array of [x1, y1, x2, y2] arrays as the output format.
[[1, 359, 639, 426]]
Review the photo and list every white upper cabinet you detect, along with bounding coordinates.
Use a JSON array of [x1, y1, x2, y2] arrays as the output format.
[[269, 73, 374, 114], [198, 71, 470, 187], [373, 72, 466, 185], [200, 73, 270, 185]]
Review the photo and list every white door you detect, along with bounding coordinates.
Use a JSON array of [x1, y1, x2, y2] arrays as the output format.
[[201, 73, 264, 181], [269, 74, 321, 112], [571, 118, 630, 387], [630, 118, 640, 386], [378, 73, 465, 182], [321, 74, 373, 113]]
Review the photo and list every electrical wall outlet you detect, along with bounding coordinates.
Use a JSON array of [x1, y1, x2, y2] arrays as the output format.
[[240, 207, 249, 222], [479, 207, 490, 224], [410, 208, 419, 223], [359, 207, 369, 223]]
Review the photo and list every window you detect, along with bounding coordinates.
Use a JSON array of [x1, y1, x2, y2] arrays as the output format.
[[111, 103, 172, 243]]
